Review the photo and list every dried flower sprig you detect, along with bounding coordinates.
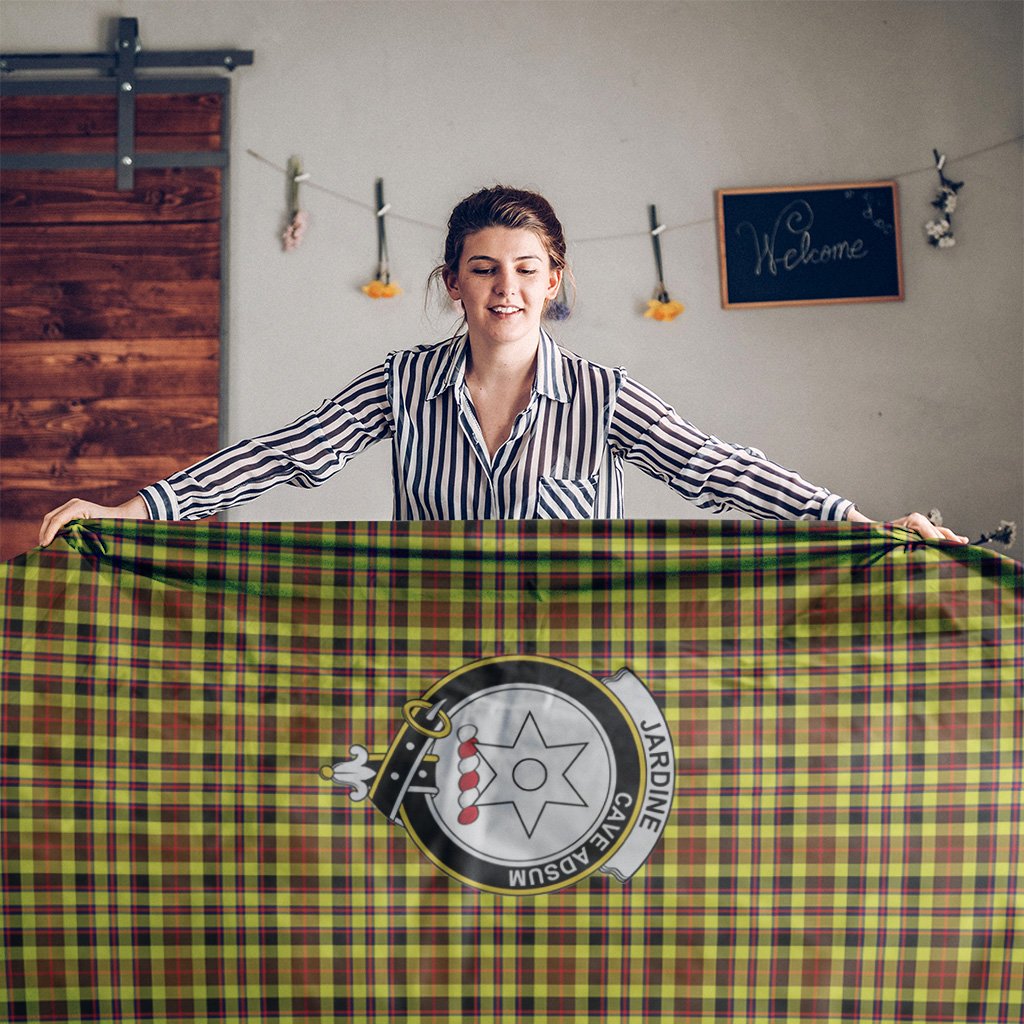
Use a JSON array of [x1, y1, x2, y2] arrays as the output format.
[[925, 150, 963, 249], [643, 204, 684, 323], [283, 210, 308, 251], [282, 155, 310, 252], [362, 177, 400, 299], [546, 276, 572, 321], [971, 521, 1016, 547], [644, 298, 685, 322], [361, 279, 402, 299]]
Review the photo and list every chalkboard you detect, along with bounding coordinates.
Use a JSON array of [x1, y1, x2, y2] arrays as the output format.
[[716, 181, 904, 309]]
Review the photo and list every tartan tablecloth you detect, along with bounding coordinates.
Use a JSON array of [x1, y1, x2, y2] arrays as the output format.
[[1, 519, 1021, 1024]]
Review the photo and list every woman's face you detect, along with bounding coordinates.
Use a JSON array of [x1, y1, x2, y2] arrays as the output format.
[[445, 227, 561, 350]]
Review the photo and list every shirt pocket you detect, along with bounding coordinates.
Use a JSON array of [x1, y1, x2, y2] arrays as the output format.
[[535, 475, 599, 519]]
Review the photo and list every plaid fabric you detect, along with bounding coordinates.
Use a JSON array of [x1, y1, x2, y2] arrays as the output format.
[[1, 519, 1021, 1024]]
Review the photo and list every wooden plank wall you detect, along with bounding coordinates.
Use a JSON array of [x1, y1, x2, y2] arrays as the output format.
[[1, 94, 222, 561]]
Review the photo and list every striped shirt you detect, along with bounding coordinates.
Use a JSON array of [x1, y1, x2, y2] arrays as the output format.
[[140, 331, 854, 522]]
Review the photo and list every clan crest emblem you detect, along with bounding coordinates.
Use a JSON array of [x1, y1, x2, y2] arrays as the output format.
[[320, 656, 675, 896]]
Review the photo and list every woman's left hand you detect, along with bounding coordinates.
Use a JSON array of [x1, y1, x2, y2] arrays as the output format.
[[847, 508, 969, 544]]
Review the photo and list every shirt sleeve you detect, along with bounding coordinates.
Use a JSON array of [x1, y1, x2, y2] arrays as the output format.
[[607, 374, 854, 521], [139, 360, 394, 520]]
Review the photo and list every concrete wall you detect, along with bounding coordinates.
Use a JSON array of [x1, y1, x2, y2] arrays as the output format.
[[3, 0, 1021, 557]]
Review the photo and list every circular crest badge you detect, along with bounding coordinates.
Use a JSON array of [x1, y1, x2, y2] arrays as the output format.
[[321, 656, 674, 896]]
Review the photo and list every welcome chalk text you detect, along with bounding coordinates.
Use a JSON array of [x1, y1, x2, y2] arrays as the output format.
[[736, 199, 868, 277]]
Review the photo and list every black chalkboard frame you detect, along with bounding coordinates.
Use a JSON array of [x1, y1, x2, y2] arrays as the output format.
[[716, 181, 904, 310]]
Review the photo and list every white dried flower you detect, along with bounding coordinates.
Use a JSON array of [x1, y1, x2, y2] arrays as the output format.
[[974, 521, 1017, 547], [927, 154, 963, 252]]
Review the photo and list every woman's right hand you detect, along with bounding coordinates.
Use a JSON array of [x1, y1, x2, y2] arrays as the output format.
[[39, 494, 149, 548]]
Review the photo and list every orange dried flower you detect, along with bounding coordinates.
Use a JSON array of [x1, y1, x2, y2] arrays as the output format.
[[643, 299, 685, 322], [361, 279, 402, 299]]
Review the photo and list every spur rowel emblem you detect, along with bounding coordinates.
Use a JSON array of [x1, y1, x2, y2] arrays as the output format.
[[319, 655, 675, 896]]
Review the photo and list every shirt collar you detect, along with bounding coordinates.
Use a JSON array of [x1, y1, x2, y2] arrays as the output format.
[[535, 328, 571, 403], [426, 329, 570, 403], [425, 334, 469, 399]]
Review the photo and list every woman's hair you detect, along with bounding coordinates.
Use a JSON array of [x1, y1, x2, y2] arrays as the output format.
[[428, 185, 573, 319]]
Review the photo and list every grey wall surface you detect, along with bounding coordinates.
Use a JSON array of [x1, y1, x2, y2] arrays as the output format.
[[3, 0, 1022, 557]]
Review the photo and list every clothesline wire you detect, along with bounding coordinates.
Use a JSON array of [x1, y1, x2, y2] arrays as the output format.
[[247, 149, 441, 230], [246, 133, 1023, 244]]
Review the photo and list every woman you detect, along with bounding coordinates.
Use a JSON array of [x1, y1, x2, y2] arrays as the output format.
[[39, 186, 967, 546]]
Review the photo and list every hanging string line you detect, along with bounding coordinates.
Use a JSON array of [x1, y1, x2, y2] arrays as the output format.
[[246, 133, 1023, 244], [246, 148, 441, 231]]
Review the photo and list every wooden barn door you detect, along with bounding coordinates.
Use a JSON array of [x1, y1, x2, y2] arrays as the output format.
[[0, 95, 223, 561], [0, 34, 243, 561]]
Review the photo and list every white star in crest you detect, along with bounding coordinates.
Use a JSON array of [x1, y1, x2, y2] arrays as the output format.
[[474, 712, 588, 837]]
